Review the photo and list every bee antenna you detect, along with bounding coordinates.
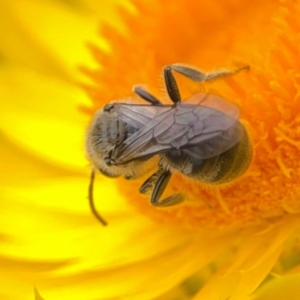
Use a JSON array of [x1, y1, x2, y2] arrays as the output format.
[[89, 169, 108, 226]]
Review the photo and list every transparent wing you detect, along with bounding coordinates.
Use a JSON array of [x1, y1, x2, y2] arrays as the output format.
[[112, 102, 162, 128], [113, 93, 242, 164], [180, 121, 244, 160]]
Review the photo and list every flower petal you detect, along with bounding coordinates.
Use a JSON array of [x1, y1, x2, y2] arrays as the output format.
[[193, 218, 299, 299], [0, 66, 92, 170], [250, 274, 300, 300], [0, 0, 114, 81]]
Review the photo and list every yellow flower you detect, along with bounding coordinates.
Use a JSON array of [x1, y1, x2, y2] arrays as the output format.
[[1, 0, 300, 299]]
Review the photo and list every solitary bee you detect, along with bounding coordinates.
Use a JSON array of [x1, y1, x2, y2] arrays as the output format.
[[86, 64, 252, 225]]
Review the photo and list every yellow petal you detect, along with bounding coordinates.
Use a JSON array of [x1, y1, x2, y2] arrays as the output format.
[[192, 218, 299, 299], [250, 273, 300, 300], [0, 66, 91, 170], [0, 0, 114, 81]]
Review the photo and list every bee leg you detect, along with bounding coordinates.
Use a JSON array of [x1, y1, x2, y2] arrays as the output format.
[[164, 66, 182, 103], [133, 85, 162, 105], [166, 64, 249, 83], [139, 168, 164, 194], [205, 65, 249, 81], [150, 169, 183, 207], [88, 169, 108, 226]]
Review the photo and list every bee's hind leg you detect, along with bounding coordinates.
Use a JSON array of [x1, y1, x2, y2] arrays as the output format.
[[143, 169, 184, 207], [163, 66, 182, 103], [164, 64, 249, 92]]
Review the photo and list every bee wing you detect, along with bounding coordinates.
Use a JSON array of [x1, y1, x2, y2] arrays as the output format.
[[180, 121, 244, 160], [170, 93, 243, 159], [113, 102, 161, 128], [114, 94, 242, 164], [184, 93, 240, 119]]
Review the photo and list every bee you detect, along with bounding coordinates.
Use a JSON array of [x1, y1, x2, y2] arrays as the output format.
[[86, 64, 252, 225]]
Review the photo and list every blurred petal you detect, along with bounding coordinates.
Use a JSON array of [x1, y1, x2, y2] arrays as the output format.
[[0, 0, 126, 81], [34, 287, 45, 300], [194, 217, 299, 299], [250, 274, 300, 300], [0, 65, 91, 170]]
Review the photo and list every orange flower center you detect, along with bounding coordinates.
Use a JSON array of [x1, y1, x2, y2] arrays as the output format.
[[82, 0, 300, 230]]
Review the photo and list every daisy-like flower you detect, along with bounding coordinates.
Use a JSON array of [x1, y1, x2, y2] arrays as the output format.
[[1, 0, 300, 299]]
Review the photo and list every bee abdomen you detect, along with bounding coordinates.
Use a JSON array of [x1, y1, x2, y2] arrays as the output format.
[[197, 127, 252, 184]]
